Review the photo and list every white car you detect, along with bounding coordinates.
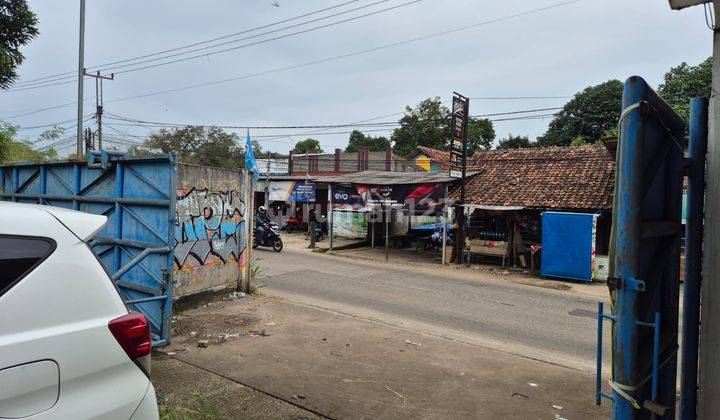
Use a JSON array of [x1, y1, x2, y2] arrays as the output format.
[[0, 202, 159, 419]]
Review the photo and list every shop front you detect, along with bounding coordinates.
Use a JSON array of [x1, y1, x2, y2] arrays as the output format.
[[323, 171, 458, 264]]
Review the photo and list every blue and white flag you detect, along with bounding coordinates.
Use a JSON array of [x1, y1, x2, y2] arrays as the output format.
[[245, 130, 259, 182]]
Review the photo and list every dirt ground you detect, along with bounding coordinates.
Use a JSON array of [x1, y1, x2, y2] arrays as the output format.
[[155, 292, 608, 419]]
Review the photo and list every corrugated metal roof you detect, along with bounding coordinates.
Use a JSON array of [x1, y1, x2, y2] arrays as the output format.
[[318, 170, 460, 185]]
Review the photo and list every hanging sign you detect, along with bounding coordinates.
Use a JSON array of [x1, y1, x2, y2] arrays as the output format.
[[449, 93, 469, 178]]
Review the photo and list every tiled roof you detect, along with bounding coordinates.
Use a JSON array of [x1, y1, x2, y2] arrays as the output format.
[[446, 145, 615, 210]]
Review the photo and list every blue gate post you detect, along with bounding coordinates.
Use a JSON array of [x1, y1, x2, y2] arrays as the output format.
[[680, 98, 709, 420], [611, 76, 686, 419]]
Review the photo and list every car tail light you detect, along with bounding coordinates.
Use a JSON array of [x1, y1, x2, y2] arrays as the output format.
[[108, 312, 152, 376]]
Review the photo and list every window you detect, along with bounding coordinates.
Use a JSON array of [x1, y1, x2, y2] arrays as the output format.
[[0, 236, 56, 297]]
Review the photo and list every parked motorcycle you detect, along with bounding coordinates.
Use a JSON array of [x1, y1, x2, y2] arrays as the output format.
[[283, 216, 306, 233], [314, 216, 328, 241], [253, 222, 283, 252]]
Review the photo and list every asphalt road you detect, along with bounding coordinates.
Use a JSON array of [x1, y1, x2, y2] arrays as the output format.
[[256, 238, 611, 372]]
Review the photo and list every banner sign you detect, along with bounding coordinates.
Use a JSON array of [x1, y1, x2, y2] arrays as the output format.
[[268, 181, 294, 201], [367, 183, 446, 212], [267, 181, 316, 203], [290, 182, 316, 203], [449, 93, 469, 178], [332, 185, 367, 210], [331, 184, 445, 213]]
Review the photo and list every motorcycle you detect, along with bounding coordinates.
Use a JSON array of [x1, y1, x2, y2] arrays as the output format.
[[253, 222, 283, 252], [283, 216, 306, 233], [314, 216, 328, 241]]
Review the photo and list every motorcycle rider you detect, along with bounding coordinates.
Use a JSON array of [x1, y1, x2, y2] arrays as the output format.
[[255, 205, 272, 243]]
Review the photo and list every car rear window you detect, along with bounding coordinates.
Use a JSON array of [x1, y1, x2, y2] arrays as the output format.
[[0, 235, 56, 298]]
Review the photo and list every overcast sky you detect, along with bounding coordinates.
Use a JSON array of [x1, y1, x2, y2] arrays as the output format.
[[0, 0, 712, 155]]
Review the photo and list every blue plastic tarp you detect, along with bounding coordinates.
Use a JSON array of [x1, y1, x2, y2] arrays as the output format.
[[540, 212, 597, 282]]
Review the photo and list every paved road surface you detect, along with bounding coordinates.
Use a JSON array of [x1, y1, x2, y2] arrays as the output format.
[[257, 238, 611, 372]]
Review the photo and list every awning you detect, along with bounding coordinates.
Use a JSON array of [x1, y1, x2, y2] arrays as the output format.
[[462, 204, 525, 211]]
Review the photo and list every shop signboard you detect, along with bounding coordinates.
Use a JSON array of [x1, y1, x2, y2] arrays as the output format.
[[268, 181, 316, 203], [332, 185, 366, 210], [449, 93, 469, 179], [330, 183, 445, 213], [290, 181, 316, 203], [366, 183, 445, 213]]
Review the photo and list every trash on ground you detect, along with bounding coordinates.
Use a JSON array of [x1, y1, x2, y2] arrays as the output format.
[[405, 339, 423, 347], [197, 339, 209, 348], [292, 394, 306, 400], [189, 331, 197, 337], [552, 404, 563, 410], [266, 321, 277, 326], [249, 329, 271, 337], [167, 352, 176, 356], [511, 392, 529, 399], [527, 382, 539, 387], [385, 385, 406, 408], [218, 332, 246, 340], [554, 416, 568, 420], [223, 291, 246, 301]]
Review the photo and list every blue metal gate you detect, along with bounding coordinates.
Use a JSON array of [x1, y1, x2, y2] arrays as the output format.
[[595, 76, 685, 419], [0, 152, 176, 347]]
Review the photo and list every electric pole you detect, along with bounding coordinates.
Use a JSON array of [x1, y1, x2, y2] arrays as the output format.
[[84, 71, 114, 151], [264, 153, 271, 208], [76, 0, 86, 157]]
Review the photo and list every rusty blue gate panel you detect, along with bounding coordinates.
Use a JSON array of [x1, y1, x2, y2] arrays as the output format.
[[0, 153, 176, 347], [600, 76, 685, 419]]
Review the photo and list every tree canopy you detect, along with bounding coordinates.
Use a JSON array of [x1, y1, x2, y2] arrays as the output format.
[[1, 0, 39, 89], [658, 57, 712, 123], [291, 138, 323, 154], [0, 121, 58, 163], [345, 130, 390, 152], [391, 97, 495, 157], [496, 134, 532, 150], [144, 126, 244, 169], [537, 80, 623, 147]]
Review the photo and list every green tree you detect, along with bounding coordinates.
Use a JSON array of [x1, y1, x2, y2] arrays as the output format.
[[0, 122, 58, 163], [537, 80, 623, 147], [391, 97, 495, 156], [252, 139, 263, 156], [658, 57, 712, 123], [345, 130, 390, 152], [1, 0, 39, 89], [291, 138, 323, 154], [391, 98, 448, 157], [145, 126, 243, 169], [496, 134, 532, 150], [466, 117, 495, 154]]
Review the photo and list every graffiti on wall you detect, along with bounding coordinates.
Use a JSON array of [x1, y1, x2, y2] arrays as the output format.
[[174, 187, 248, 272]]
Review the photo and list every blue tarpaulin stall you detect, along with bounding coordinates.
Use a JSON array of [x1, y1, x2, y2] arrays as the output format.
[[540, 211, 598, 282]]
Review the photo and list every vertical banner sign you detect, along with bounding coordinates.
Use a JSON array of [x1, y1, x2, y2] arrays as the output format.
[[449, 93, 469, 179], [449, 92, 469, 264]]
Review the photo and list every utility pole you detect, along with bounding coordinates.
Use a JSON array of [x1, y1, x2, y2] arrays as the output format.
[[76, 0, 86, 157], [84, 71, 114, 151], [700, 3, 720, 418], [264, 153, 270, 208]]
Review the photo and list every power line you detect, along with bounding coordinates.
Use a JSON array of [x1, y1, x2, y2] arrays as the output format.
[[100, 106, 563, 130], [99, 0, 585, 105], [6, 0, 421, 92], [104, 114, 401, 129], [2, 0, 584, 118], [16, 115, 92, 131], [8, 0, 366, 88]]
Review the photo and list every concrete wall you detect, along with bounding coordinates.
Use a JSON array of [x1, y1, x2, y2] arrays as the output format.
[[173, 163, 249, 298]]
